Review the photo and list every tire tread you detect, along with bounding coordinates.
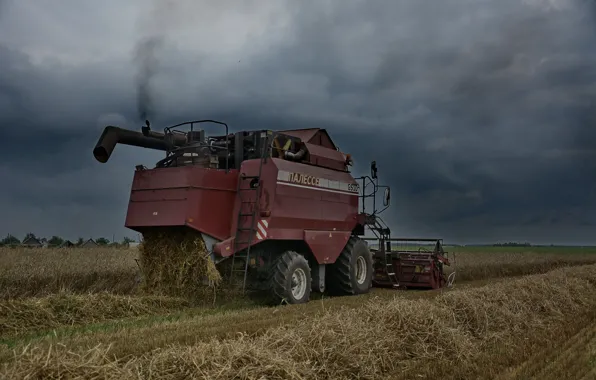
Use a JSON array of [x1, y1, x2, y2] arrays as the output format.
[[327, 237, 371, 295], [268, 251, 311, 304]]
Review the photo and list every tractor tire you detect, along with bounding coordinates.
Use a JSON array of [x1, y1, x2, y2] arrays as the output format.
[[268, 251, 312, 304], [327, 237, 373, 296]]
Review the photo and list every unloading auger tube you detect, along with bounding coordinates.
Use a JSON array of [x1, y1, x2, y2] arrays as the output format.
[[93, 125, 187, 163]]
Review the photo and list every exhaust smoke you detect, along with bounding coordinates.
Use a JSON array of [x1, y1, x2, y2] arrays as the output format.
[[132, 0, 182, 122], [133, 36, 164, 122]]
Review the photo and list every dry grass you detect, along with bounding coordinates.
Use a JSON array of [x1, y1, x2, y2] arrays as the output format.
[[0, 292, 189, 338], [1, 263, 595, 379], [446, 250, 596, 282], [495, 319, 596, 379], [2, 245, 595, 301], [0, 285, 433, 358], [0, 244, 594, 348], [0, 247, 139, 299]]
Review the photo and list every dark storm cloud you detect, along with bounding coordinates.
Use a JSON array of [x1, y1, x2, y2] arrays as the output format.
[[0, 45, 31, 119], [0, 0, 595, 244], [273, 0, 596, 242]]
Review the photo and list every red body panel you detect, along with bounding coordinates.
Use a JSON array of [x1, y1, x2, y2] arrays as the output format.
[[213, 157, 360, 263], [125, 166, 238, 241], [271, 158, 359, 230], [304, 230, 352, 264], [303, 143, 346, 171], [282, 128, 335, 148], [124, 142, 360, 264]]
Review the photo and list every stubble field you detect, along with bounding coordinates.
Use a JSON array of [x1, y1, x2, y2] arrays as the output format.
[[0, 245, 595, 379]]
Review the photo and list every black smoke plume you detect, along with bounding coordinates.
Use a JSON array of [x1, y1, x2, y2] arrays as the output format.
[[133, 36, 164, 121]]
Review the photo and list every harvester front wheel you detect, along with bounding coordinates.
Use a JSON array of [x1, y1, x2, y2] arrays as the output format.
[[327, 237, 373, 296], [269, 251, 312, 304]]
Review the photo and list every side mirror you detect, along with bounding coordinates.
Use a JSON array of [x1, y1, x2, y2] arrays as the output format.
[[371, 161, 378, 179], [383, 187, 391, 206]]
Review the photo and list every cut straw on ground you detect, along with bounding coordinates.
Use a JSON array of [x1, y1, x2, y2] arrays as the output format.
[[2, 263, 595, 380], [0, 292, 190, 339], [2, 245, 595, 300], [0, 248, 140, 300]]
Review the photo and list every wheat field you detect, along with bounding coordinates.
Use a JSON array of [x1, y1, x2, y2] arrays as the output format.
[[1, 245, 595, 379]]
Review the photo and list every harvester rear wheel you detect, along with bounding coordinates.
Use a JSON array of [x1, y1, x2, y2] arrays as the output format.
[[268, 251, 311, 304], [327, 237, 373, 296]]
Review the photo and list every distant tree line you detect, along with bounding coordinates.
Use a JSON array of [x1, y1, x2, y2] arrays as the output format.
[[0, 233, 136, 247], [492, 242, 532, 247]]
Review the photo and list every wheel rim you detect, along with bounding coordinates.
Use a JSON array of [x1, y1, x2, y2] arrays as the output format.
[[356, 256, 367, 284], [291, 268, 307, 300]]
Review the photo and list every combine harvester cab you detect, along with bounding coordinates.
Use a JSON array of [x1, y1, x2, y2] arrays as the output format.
[[93, 119, 453, 304]]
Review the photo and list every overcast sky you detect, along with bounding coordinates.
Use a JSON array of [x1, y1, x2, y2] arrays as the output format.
[[1, 0, 595, 245]]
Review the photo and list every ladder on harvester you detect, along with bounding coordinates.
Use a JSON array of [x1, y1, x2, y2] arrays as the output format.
[[229, 132, 271, 292], [367, 215, 400, 288]]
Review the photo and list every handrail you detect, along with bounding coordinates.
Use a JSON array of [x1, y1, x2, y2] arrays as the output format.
[[162, 119, 230, 172]]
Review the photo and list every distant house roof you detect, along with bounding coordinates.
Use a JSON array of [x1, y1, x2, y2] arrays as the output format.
[[22, 236, 42, 247], [81, 239, 98, 248], [59, 240, 75, 248]]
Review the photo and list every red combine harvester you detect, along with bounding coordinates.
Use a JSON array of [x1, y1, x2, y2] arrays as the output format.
[[93, 119, 453, 304]]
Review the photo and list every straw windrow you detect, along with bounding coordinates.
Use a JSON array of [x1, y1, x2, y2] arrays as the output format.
[[2, 264, 596, 379], [0, 292, 189, 338], [2, 245, 595, 300]]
